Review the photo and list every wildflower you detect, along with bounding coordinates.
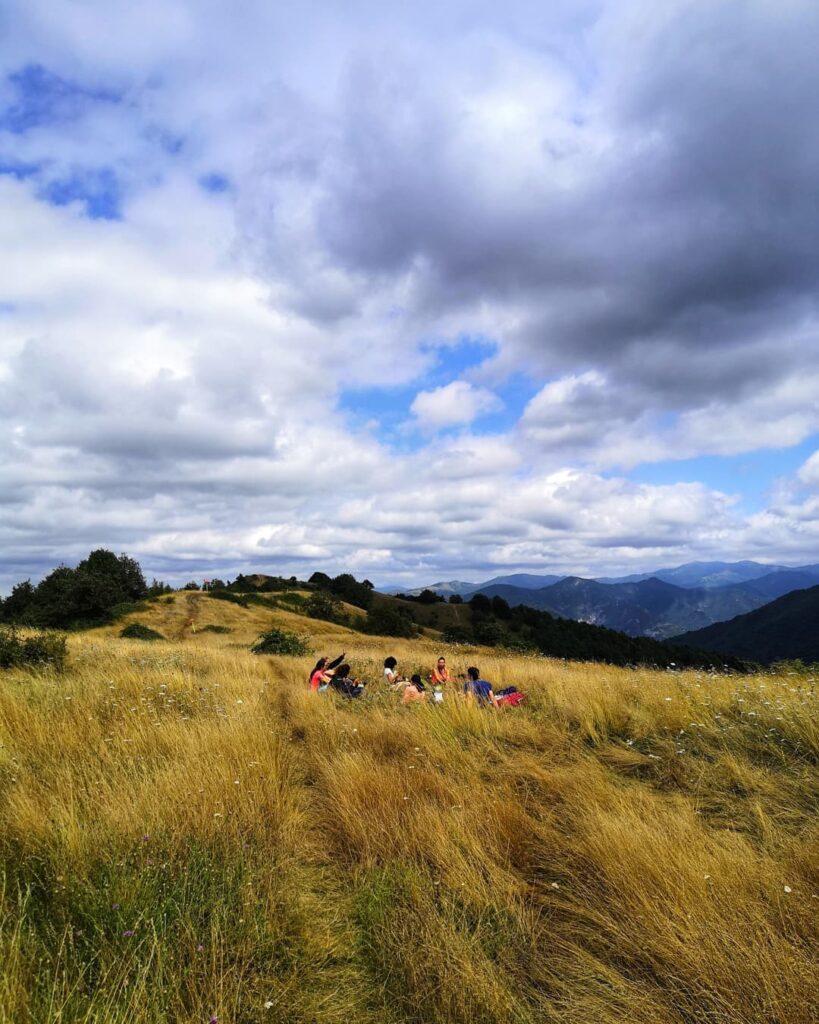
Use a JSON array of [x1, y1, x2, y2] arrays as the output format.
[[209, 1017, 219, 1024], [143, 834, 151, 842], [784, 885, 792, 893], [112, 903, 120, 910], [197, 944, 204, 951], [550, 882, 560, 889], [264, 1001, 274, 1010], [122, 930, 135, 937]]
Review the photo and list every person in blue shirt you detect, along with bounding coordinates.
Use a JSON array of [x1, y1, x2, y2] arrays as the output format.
[[463, 666, 499, 708]]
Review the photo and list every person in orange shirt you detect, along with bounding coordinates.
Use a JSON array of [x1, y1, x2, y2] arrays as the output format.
[[429, 655, 450, 703]]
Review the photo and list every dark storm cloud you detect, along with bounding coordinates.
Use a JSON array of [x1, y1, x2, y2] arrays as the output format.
[[246, 1, 819, 408]]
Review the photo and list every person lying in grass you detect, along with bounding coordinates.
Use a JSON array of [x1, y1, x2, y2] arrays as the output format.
[[309, 653, 345, 691], [463, 666, 499, 708]]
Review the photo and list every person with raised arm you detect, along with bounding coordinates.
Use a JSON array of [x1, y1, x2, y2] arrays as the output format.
[[309, 652, 345, 691]]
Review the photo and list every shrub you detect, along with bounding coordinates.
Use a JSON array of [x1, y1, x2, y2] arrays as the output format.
[[0, 626, 67, 672], [441, 626, 474, 645], [199, 624, 232, 634], [251, 628, 311, 656], [120, 623, 164, 641], [364, 604, 420, 638], [305, 591, 348, 625]]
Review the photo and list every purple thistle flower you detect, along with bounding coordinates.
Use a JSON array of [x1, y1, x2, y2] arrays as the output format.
[[122, 930, 135, 937]]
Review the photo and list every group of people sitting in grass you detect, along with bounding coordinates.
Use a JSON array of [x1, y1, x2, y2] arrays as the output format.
[[308, 653, 526, 707]]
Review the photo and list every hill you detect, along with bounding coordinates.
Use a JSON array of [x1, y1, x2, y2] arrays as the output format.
[[0, 597, 816, 1024], [468, 576, 768, 639], [672, 584, 819, 664], [402, 562, 819, 638]]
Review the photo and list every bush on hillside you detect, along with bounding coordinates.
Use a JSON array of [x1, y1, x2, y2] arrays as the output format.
[[305, 591, 348, 625], [199, 624, 232, 634], [251, 628, 311, 656], [120, 623, 164, 641], [0, 626, 67, 672], [441, 626, 474, 645], [364, 604, 420, 639]]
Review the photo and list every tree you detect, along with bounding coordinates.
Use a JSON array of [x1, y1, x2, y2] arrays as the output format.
[[330, 573, 374, 609], [1, 580, 36, 622], [309, 571, 332, 589], [449, 594, 463, 605], [364, 604, 419, 638], [469, 593, 491, 614], [305, 591, 347, 625]]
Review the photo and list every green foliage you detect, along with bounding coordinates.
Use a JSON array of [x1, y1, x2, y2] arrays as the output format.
[[328, 573, 374, 610], [305, 591, 348, 625], [449, 593, 464, 605], [0, 626, 67, 671], [441, 625, 474, 645], [364, 604, 420, 638], [251, 628, 311, 656], [1, 550, 149, 630], [120, 623, 164, 641], [198, 624, 232, 634], [182, 581, 201, 591], [228, 573, 293, 593], [147, 578, 173, 597]]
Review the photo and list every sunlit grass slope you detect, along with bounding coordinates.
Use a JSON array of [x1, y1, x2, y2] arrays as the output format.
[[1, 593, 817, 1023]]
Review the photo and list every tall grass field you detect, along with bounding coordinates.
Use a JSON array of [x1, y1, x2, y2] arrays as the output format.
[[1, 592, 817, 1023]]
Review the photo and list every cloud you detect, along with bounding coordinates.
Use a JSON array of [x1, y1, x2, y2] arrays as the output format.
[[410, 381, 502, 429], [1, 1, 819, 591]]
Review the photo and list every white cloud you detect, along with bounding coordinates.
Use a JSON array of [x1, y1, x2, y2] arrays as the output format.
[[2, 0, 819, 590], [410, 380, 502, 428]]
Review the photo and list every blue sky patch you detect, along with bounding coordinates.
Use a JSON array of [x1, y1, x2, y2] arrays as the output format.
[[199, 172, 231, 193], [341, 334, 512, 449], [627, 434, 819, 512], [0, 64, 122, 134], [40, 167, 122, 220]]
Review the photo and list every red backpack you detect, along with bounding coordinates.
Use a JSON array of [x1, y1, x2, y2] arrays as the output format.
[[498, 691, 527, 707]]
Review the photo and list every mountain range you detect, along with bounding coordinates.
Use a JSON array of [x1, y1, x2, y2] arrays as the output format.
[[672, 585, 819, 664], [388, 561, 819, 640]]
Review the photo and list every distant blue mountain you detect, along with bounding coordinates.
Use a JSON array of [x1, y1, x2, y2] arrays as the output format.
[[595, 560, 819, 589], [471, 573, 565, 591], [388, 561, 819, 637]]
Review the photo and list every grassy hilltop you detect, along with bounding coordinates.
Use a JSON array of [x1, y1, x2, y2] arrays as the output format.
[[0, 591, 817, 1024]]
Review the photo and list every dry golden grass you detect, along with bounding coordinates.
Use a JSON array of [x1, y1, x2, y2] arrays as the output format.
[[0, 592, 817, 1023]]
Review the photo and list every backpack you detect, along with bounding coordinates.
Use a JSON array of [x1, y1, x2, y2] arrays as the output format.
[[498, 691, 527, 707]]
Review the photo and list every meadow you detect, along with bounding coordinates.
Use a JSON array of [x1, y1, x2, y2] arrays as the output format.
[[0, 592, 817, 1023]]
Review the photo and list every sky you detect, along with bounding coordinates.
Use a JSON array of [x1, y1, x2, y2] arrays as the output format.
[[1, 0, 818, 591]]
